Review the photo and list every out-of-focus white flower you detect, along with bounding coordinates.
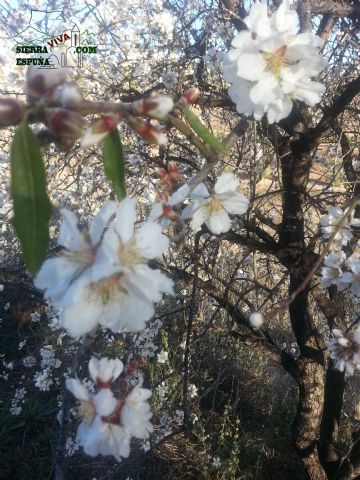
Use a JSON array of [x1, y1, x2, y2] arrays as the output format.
[[320, 252, 352, 291], [66, 357, 147, 461], [203, 48, 222, 70], [88, 357, 124, 387], [77, 415, 131, 461], [347, 256, 360, 297], [320, 206, 360, 247], [151, 11, 174, 38], [157, 350, 169, 364], [328, 328, 360, 376], [182, 173, 249, 234], [249, 312, 264, 329], [35, 201, 116, 307], [162, 70, 178, 89], [121, 386, 153, 439], [56, 82, 83, 108], [223, 1, 327, 123], [34, 368, 53, 391], [23, 356, 36, 368], [188, 383, 198, 398], [65, 436, 80, 456], [35, 198, 172, 338], [58, 197, 173, 336], [212, 456, 221, 468]]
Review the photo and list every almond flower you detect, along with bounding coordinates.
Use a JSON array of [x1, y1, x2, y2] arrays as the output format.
[[223, 0, 327, 123], [56, 197, 173, 336], [320, 205, 360, 247], [66, 371, 129, 461], [182, 173, 249, 234], [346, 256, 360, 297], [35, 198, 173, 338], [320, 252, 352, 291], [121, 386, 153, 439], [66, 357, 153, 461], [34, 201, 116, 306], [328, 329, 360, 376]]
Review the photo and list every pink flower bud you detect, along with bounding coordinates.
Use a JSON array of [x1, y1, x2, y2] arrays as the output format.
[[137, 122, 167, 145], [157, 162, 181, 194], [45, 108, 85, 138], [338, 337, 352, 348], [179, 87, 200, 106], [26, 62, 68, 102], [81, 113, 121, 147], [127, 360, 137, 376], [133, 95, 174, 119], [0, 98, 25, 127]]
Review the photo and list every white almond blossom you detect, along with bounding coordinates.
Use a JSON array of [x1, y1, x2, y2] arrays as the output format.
[[151, 11, 174, 38], [35, 198, 173, 338], [328, 328, 360, 376], [346, 256, 360, 297], [58, 197, 173, 336], [320, 252, 352, 291], [34, 201, 116, 306], [66, 358, 153, 461], [162, 70, 178, 89], [121, 386, 153, 439], [182, 173, 249, 234], [66, 376, 130, 461], [223, 0, 327, 123], [157, 350, 169, 364], [320, 205, 360, 247], [77, 414, 131, 461]]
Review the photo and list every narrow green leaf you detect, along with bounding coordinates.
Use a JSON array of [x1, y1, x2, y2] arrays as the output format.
[[10, 121, 52, 273], [182, 107, 228, 155], [102, 128, 126, 200]]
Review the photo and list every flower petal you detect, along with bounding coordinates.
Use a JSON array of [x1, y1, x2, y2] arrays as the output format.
[[191, 203, 210, 231], [214, 173, 239, 194], [135, 221, 169, 259], [89, 201, 116, 245], [207, 208, 231, 234], [59, 209, 87, 251], [114, 197, 137, 244]]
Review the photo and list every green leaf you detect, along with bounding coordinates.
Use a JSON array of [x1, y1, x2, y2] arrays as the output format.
[[10, 121, 52, 273], [182, 107, 228, 155], [102, 128, 126, 200]]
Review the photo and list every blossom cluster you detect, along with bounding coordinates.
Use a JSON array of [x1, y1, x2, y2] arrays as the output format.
[[319, 204, 360, 295], [35, 197, 173, 338], [320, 205, 360, 247], [66, 357, 152, 461], [223, 0, 327, 123]]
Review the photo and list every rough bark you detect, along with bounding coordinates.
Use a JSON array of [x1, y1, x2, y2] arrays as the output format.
[[278, 132, 327, 479]]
